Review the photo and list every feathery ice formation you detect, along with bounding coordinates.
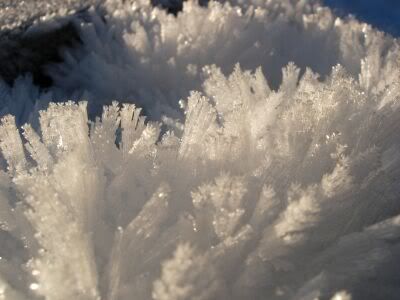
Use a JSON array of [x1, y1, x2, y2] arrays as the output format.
[[1, 1, 400, 300]]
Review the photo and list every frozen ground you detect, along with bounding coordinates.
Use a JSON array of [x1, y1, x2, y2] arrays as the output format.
[[0, 0, 98, 31], [0, 1, 400, 300]]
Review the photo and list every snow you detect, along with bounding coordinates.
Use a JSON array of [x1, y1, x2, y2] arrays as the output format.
[[0, 0, 97, 31], [1, 1, 400, 300]]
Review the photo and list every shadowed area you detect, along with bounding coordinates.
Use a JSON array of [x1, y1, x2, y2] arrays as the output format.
[[0, 23, 81, 88], [0, 0, 98, 88]]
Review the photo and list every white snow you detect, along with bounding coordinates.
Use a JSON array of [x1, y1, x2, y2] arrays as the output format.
[[1, 1, 400, 300]]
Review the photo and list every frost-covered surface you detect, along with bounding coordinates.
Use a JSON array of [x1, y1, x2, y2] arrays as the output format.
[[0, 0, 98, 31], [0, 0, 97, 90], [1, 1, 400, 300]]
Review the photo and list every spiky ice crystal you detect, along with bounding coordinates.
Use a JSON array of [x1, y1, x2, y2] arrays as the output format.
[[1, 0, 400, 299]]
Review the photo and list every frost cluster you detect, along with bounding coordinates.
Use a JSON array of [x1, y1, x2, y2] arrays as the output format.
[[1, 1, 400, 300]]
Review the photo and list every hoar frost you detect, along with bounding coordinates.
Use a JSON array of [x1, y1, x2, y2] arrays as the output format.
[[1, 0, 400, 300]]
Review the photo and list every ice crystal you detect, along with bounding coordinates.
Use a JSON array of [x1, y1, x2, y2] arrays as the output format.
[[1, 0, 400, 300]]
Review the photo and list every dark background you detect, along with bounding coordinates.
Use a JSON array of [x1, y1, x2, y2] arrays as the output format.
[[324, 0, 400, 36]]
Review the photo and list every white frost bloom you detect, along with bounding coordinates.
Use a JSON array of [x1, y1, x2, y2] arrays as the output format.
[[1, 1, 400, 300]]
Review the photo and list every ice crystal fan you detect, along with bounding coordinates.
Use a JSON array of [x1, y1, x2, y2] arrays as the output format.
[[1, 1, 400, 300]]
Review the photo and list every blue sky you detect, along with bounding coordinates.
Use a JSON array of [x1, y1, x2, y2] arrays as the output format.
[[324, 0, 400, 36]]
